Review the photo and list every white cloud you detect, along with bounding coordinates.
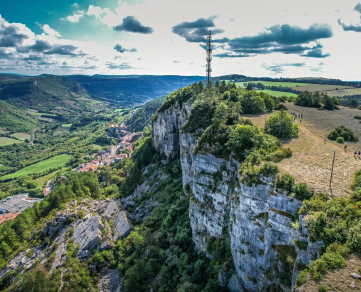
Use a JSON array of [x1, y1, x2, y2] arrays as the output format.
[[61, 11, 84, 23], [42, 24, 61, 37]]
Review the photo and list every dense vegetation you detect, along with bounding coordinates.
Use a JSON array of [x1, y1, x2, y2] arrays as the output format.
[[327, 126, 358, 142], [127, 95, 167, 132], [294, 91, 340, 110], [265, 110, 299, 138], [0, 101, 37, 133]]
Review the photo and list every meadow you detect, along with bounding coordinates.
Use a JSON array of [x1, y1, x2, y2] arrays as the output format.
[[243, 104, 361, 198], [10, 133, 30, 141], [0, 137, 23, 146], [236, 81, 314, 87], [256, 89, 298, 97], [36, 170, 59, 188], [0, 154, 72, 180]]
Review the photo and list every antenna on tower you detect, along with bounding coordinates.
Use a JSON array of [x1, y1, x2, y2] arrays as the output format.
[[206, 31, 212, 86]]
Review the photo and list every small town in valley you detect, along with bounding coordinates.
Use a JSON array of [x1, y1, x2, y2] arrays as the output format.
[[76, 122, 138, 173]]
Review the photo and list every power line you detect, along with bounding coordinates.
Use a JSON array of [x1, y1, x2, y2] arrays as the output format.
[[206, 31, 212, 86]]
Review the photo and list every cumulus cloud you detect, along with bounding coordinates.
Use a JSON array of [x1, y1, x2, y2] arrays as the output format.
[[172, 17, 225, 42], [114, 44, 137, 53], [337, 4, 361, 32], [214, 23, 332, 58], [114, 16, 153, 34], [338, 19, 361, 32], [354, 3, 361, 14], [41, 24, 61, 37], [228, 23, 332, 49], [61, 11, 85, 23], [0, 16, 33, 47]]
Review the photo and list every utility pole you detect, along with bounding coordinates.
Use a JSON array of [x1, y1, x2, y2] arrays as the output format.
[[330, 149, 336, 196], [206, 31, 212, 86]]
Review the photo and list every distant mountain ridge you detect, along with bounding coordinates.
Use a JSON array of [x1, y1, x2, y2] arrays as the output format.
[[65, 75, 205, 107], [0, 75, 95, 113]]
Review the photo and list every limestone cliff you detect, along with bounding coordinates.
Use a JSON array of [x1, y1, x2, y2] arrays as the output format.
[[152, 102, 323, 291]]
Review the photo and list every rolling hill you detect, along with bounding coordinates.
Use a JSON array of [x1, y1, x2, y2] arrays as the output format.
[[65, 75, 205, 107], [0, 75, 96, 113]]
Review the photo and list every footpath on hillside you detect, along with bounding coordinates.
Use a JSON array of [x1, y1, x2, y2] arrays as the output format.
[[243, 104, 361, 198]]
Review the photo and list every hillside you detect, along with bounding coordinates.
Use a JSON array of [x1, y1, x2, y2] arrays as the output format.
[[0, 75, 97, 113], [1, 82, 361, 292], [0, 100, 37, 133], [65, 75, 204, 107], [126, 95, 167, 132]]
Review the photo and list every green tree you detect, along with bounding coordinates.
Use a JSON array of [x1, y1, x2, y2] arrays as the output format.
[[239, 91, 265, 114], [265, 110, 299, 138], [246, 83, 253, 91]]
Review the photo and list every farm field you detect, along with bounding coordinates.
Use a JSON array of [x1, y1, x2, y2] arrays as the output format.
[[27, 110, 57, 117], [0, 137, 23, 146], [256, 90, 297, 97], [61, 123, 72, 128], [0, 154, 72, 180], [326, 87, 361, 97], [11, 133, 30, 141], [291, 84, 354, 93], [242, 104, 361, 198], [236, 81, 314, 87]]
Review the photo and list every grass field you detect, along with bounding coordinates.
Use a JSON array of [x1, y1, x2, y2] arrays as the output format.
[[326, 87, 361, 97], [61, 123, 72, 128], [11, 133, 30, 141], [0, 154, 72, 180], [291, 84, 354, 93], [36, 170, 59, 188], [0, 137, 23, 146], [242, 104, 361, 198], [236, 81, 314, 88], [93, 142, 108, 150], [256, 90, 298, 97]]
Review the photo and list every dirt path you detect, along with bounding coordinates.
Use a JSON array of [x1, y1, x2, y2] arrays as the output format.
[[242, 107, 361, 198]]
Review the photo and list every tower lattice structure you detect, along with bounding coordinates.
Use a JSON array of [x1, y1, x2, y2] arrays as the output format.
[[206, 31, 212, 85]]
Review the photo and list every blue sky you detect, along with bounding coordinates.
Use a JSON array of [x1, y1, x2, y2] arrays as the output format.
[[0, 0, 361, 80]]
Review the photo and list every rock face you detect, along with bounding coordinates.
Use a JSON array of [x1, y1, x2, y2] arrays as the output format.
[[113, 211, 132, 241], [152, 101, 324, 291], [98, 269, 124, 292], [1, 198, 131, 279]]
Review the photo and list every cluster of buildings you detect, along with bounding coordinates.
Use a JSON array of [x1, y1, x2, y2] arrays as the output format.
[[78, 124, 136, 173], [0, 194, 43, 225]]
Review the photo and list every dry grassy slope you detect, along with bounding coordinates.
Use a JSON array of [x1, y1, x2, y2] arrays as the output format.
[[242, 103, 361, 198], [297, 256, 361, 292]]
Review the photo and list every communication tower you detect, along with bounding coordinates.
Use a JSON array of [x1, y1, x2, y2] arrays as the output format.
[[206, 31, 212, 85]]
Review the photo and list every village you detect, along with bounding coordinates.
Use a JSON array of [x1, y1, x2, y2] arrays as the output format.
[[76, 122, 138, 173], [0, 122, 139, 226]]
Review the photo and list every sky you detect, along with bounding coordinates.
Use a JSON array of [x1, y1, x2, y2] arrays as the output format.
[[0, 0, 361, 80]]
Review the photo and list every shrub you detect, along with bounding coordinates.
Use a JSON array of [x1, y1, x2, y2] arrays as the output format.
[[327, 126, 358, 142], [293, 183, 313, 200], [336, 137, 344, 144], [318, 285, 327, 292], [354, 115, 361, 120], [77, 209, 85, 219], [296, 269, 308, 286], [346, 222, 361, 252], [275, 173, 295, 192], [309, 252, 345, 280], [292, 239, 308, 250], [259, 162, 279, 176]]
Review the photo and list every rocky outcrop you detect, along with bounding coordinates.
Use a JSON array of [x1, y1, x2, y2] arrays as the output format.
[[98, 269, 124, 292], [152, 102, 324, 292], [1, 198, 131, 279], [113, 211, 132, 240]]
